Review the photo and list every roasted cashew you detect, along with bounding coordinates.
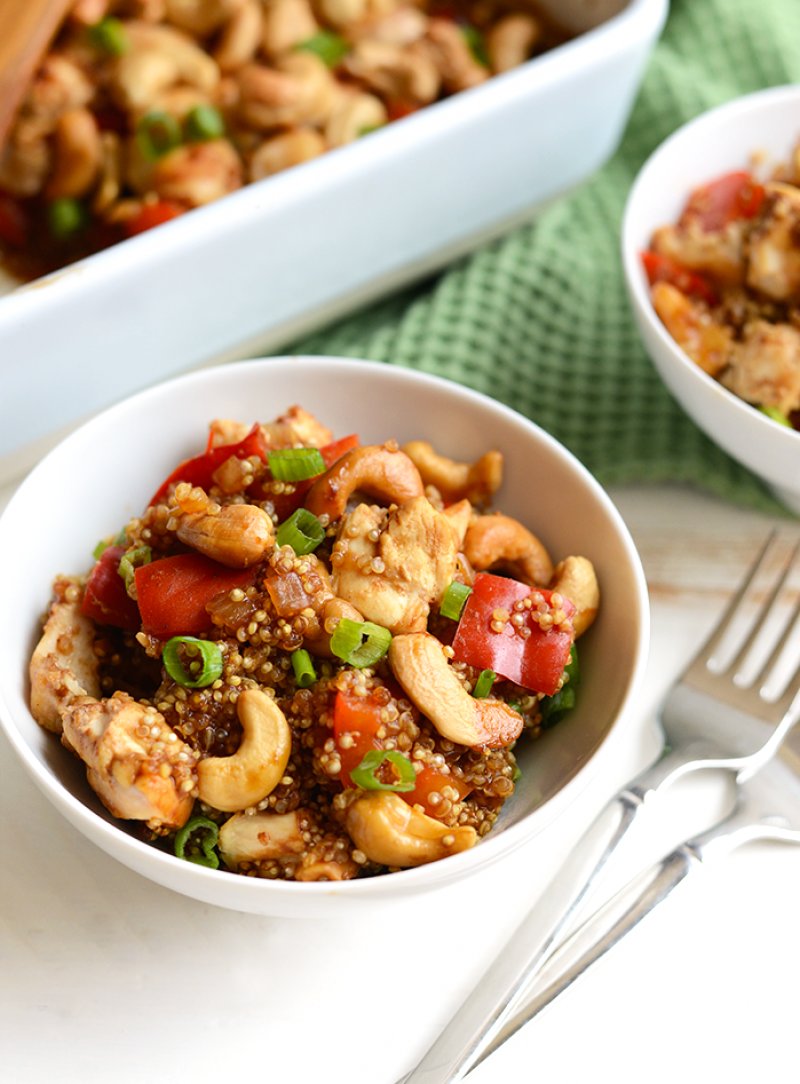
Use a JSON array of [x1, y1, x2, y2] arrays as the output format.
[[218, 809, 306, 866], [214, 0, 264, 72], [166, 0, 245, 35], [389, 632, 523, 749], [151, 139, 243, 205], [249, 128, 326, 180], [304, 444, 424, 521], [304, 596, 364, 656], [464, 513, 553, 587], [342, 41, 440, 105], [175, 502, 274, 567], [30, 582, 100, 734], [261, 0, 319, 59], [111, 22, 220, 113], [45, 108, 102, 199], [486, 13, 542, 74], [348, 7, 427, 45], [0, 129, 51, 198], [237, 54, 337, 129], [197, 688, 292, 812], [424, 18, 489, 93], [345, 792, 477, 867], [314, 0, 369, 29], [402, 440, 503, 506], [325, 90, 387, 147], [93, 131, 123, 212], [550, 556, 599, 638]]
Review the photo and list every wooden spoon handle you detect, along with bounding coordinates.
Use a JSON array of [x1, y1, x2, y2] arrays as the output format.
[[0, 0, 74, 150]]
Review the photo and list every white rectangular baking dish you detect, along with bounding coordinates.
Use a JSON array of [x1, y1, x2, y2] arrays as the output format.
[[0, 0, 666, 479]]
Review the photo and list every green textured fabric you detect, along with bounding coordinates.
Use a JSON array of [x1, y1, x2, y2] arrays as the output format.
[[287, 0, 800, 515]]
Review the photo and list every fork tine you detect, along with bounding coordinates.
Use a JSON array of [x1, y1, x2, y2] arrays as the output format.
[[752, 588, 800, 703], [727, 539, 800, 682]]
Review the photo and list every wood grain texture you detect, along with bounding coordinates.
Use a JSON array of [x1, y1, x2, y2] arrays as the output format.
[[0, 0, 72, 148]]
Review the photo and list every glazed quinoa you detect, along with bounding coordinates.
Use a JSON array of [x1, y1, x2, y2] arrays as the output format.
[[29, 405, 599, 879]]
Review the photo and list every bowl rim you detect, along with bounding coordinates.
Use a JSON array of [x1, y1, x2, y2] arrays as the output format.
[[0, 356, 650, 904], [621, 82, 800, 451]]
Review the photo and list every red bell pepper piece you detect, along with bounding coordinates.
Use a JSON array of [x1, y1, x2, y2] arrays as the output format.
[[124, 200, 185, 238], [641, 250, 719, 306], [149, 423, 270, 506], [81, 545, 141, 630], [451, 572, 576, 696], [134, 553, 256, 637], [333, 688, 385, 787], [679, 170, 764, 232], [402, 764, 472, 815]]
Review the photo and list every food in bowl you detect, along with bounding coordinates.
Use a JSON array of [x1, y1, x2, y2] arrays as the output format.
[[28, 402, 599, 881], [0, 0, 574, 281], [642, 165, 800, 431]]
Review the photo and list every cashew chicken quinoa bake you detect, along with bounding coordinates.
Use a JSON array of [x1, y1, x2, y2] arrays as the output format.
[[0, 0, 572, 281], [29, 406, 600, 880]]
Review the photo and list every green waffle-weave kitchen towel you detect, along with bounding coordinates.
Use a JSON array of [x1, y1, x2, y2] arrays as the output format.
[[286, 0, 800, 515]]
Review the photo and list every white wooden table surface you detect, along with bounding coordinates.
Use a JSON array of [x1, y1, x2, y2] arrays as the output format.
[[1, 479, 798, 1084]]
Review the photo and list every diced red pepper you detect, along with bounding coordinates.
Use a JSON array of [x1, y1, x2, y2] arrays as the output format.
[[402, 764, 472, 816], [124, 200, 185, 238], [679, 170, 765, 233], [641, 250, 719, 306], [81, 545, 141, 630], [149, 423, 270, 506], [0, 194, 28, 248], [332, 688, 385, 787], [386, 98, 420, 122], [451, 572, 576, 696], [134, 553, 256, 638]]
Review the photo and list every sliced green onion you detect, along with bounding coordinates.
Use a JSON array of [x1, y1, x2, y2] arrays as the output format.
[[760, 405, 792, 427], [47, 197, 87, 239], [174, 815, 220, 869], [118, 544, 151, 597], [163, 636, 223, 688], [136, 111, 182, 162], [350, 749, 416, 792], [512, 762, 522, 782], [275, 507, 325, 554], [541, 645, 580, 728], [184, 104, 225, 143], [93, 538, 110, 559], [472, 669, 496, 698], [295, 30, 349, 68], [440, 580, 472, 620], [461, 24, 489, 67], [267, 447, 326, 481], [291, 648, 317, 688], [330, 618, 392, 669], [358, 124, 384, 138], [88, 16, 129, 56]]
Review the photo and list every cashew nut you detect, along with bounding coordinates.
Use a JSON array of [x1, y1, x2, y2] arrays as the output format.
[[150, 138, 243, 205], [402, 441, 503, 506], [30, 582, 100, 733], [45, 108, 102, 199], [325, 90, 387, 147], [464, 513, 553, 586], [345, 792, 477, 867], [218, 809, 306, 866], [304, 596, 364, 656], [175, 502, 274, 567], [260, 0, 319, 59], [197, 688, 292, 812], [111, 22, 220, 113], [550, 556, 599, 638], [348, 7, 428, 46], [214, 0, 264, 72], [424, 18, 489, 93], [249, 128, 327, 181], [389, 632, 523, 749], [486, 13, 543, 74], [165, 0, 245, 35], [237, 54, 337, 129], [304, 444, 424, 520], [341, 41, 441, 105]]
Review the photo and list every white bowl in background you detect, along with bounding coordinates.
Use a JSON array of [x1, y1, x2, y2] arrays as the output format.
[[0, 357, 649, 915], [0, 0, 667, 479], [622, 84, 800, 514]]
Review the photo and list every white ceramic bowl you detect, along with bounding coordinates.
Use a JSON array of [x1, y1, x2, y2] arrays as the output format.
[[622, 85, 800, 515], [0, 357, 648, 915]]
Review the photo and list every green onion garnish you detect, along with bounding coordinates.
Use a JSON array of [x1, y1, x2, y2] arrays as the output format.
[[440, 581, 472, 620], [461, 24, 489, 67], [184, 104, 225, 143], [291, 648, 317, 688], [759, 405, 792, 427], [295, 30, 349, 68], [330, 618, 392, 669], [136, 111, 182, 162], [174, 815, 220, 868], [118, 544, 151, 597], [88, 16, 129, 56], [163, 636, 223, 688], [267, 447, 326, 481], [47, 197, 87, 239], [512, 762, 522, 782], [350, 749, 417, 793], [275, 507, 326, 555], [472, 669, 496, 698], [541, 645, 580, 728]]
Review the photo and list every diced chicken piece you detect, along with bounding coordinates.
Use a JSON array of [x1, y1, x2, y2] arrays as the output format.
[[651, 281, 733, 376], [651, 219, 746, 284], [332, 495, 460, 634], [746, 182, 800, 301], [720, 319, 800, 414], [262, 405, 333, 448], [29, 579, 100, 734], [61, 692, 198, 829]]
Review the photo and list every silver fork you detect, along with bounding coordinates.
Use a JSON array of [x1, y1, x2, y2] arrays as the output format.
[[400, 532, 800, 1084]]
